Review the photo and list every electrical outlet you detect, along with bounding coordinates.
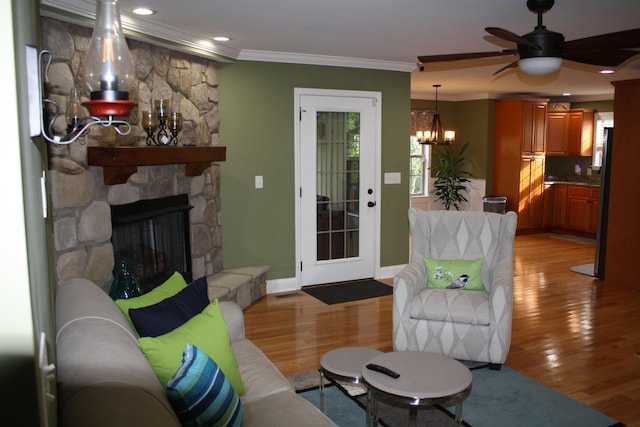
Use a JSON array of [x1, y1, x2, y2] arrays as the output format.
[[255, 176, 263, 189]]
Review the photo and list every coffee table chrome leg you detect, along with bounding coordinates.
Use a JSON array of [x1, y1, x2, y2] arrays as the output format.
[[366, 389, 378, 427], [409, 406, 418, 427], [319, 370, 325, 412], [454, 400, 463, 426]]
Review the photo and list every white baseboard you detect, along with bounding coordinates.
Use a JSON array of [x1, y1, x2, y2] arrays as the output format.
[[265, 264, 407, 294], [266, 277, 299, 294], [377, 264, 406, 280]]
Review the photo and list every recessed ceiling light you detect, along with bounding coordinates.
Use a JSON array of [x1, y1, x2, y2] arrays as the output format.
[[599, 69, 615, 74], [213, 36, 231, 42], [132, 7, 156, 16]]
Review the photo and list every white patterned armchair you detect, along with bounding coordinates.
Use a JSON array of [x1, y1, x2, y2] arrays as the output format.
[[393, 209, 518, 368]]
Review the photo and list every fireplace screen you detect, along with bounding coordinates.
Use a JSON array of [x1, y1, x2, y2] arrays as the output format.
[[111, 194, 192, 293]]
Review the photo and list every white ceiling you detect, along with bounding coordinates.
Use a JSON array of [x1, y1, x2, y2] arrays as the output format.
[[41, 0, 640, 101]]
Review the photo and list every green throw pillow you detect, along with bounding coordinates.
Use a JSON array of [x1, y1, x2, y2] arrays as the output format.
[[115, 271, 188, 329], [424, 257, 486, 291], [139, 299, 246, 396]]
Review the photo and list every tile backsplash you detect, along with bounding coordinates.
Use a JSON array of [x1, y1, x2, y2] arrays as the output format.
[[545, 155, 601, 184]]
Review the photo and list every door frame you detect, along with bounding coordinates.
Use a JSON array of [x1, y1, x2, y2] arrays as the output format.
[[294, 87, 382, 288]]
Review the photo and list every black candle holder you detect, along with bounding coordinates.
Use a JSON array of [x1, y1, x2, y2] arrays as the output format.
[[142, 100, 182, 146]]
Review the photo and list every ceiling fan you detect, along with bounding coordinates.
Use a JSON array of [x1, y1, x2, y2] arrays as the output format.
[[417, 0, 640, 76]]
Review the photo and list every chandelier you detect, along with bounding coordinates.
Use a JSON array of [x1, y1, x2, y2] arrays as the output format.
[[416, 84, 455, 145]]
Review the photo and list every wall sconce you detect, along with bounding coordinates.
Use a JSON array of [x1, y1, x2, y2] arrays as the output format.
[[39, 0, 135, 145], [142, 100, 183, 146], [416, 84, 455, 145]]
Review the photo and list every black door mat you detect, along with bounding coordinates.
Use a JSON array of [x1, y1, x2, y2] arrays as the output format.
[[302, 279, 393, 305]]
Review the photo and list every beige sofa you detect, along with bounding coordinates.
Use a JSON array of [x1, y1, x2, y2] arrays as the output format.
[[55, 278, 336, 427]]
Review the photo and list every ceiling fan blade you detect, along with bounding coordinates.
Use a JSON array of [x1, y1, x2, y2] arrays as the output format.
[[485, 27, 540, 50], [563, 49, 640, 67], [564, 28, 640, 51], [418, 50, 517, 63], [493, 60, 519, 76]]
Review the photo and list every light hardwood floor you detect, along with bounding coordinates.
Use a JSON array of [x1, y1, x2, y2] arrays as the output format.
[[243, 233, 640, 426]]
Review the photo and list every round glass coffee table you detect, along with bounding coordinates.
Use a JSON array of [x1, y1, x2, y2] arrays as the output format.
[[361, 351, 472, 427], [319, 346, 383, 412]]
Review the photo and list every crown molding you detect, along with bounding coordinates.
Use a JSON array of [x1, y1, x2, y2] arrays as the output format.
[[41, 1, 415, 72], [40, 1, 238, 62], [237, 50, 415, 72]]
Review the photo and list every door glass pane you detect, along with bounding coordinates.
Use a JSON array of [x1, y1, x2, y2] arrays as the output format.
[[316, 111, 360, 261]]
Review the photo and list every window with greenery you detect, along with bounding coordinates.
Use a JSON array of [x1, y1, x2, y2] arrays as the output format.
[[410, 110, 434, 196], [409, 136, 429, 195]]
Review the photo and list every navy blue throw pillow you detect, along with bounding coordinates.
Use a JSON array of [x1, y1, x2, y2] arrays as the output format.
[[129, 276, 209, 338]]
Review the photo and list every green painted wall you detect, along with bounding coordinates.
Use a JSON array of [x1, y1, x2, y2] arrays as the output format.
[[219, 62, 410, 279], [571, 100, 613, 112], [410, 98, 495, 188], [453, 99, 495, 181]]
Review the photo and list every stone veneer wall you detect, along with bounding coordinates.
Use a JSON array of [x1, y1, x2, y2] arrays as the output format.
[[42, 17, 223, 292]]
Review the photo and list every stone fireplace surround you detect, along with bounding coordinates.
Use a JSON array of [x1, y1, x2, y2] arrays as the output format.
[[44, 17, 267, 307]]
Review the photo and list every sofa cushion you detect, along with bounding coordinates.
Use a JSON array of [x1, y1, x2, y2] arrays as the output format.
[[116, 271, 188, 329], [410, 288, 490, 325], [231, 339, 293, 404], [139, 299, 246, 395], [130, 276, 209, 338], [424, 257, 485, 291], [167, 344, 243, 427], [242, 391, 336, 427]]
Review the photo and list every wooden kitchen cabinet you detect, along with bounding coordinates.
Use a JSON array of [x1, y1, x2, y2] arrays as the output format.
[[543, 184, 555, 228], [553, 184, 567, 228], [565, 185, 599, 234], [522, 101, 547, 154], [567, 110, 595, 156], [493, 98, 548, 231], [545, 109, 595, 156], [519, 156, 546, 229], [545, 113, 569, 155]]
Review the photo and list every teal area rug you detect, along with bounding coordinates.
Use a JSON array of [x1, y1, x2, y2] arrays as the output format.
[[296, 366, 625, 427]]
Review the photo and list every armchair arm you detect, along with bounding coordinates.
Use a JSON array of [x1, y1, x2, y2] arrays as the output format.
[[486, 256, 514, 362], [218, 300, 245, 342], [393, 259, 426, 330]]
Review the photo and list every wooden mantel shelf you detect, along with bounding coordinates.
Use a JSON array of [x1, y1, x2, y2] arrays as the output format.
[[87, 146, 226, 185]]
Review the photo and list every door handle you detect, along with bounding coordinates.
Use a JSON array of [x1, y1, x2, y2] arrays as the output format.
[[368, 201, 376, 207]]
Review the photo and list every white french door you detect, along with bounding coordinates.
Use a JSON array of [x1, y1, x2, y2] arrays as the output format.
[[295, 88, 381, 286]]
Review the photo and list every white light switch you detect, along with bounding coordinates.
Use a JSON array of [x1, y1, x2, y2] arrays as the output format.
[[255, 176, 264, 189], [384, 172, 401, 184]]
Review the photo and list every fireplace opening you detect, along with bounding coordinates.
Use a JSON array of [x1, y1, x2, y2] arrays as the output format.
[[111, 194, 192, 293]]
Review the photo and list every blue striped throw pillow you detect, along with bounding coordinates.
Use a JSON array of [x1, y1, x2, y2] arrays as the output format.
[[167, 343, 243, 427]]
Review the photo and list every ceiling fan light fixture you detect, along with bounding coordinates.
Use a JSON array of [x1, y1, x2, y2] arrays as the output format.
[[518, 57, 562, 75]]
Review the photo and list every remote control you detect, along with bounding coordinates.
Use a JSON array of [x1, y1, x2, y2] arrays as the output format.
[[366, 363, 400, 378]]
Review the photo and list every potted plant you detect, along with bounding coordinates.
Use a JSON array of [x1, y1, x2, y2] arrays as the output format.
[[430, 142, 472, 210]]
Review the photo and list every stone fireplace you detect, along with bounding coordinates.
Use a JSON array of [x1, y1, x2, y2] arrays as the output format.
[[44, 17, 224, 293]]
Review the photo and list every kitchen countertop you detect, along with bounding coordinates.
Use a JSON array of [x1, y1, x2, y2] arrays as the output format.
[[544, 179, 600, 187], [544, 176, 600, 187]]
